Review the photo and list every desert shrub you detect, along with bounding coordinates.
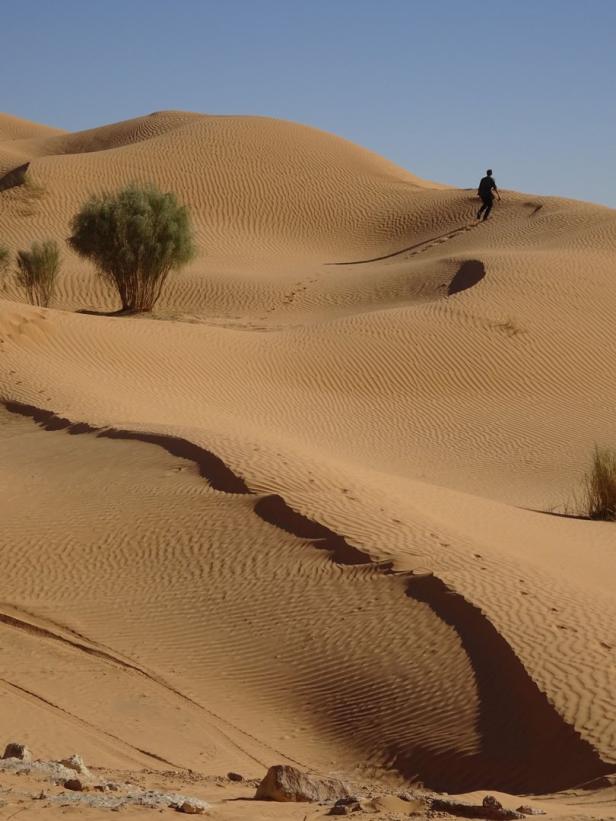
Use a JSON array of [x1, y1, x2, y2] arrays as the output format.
[[68, 183, 195, 312], [15, 239, 60, 307], [582, 445, 616, 521], [16, 173, 47, 216], [23, 173, 46, 195]]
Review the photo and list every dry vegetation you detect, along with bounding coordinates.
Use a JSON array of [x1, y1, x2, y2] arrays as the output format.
[[17, 174, 47, 217], [582, 446, 616, 521], [15, 239, 60, 307]]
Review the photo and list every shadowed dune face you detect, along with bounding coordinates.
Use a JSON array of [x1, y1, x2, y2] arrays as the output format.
[[1, 111, 616, 799], [0, 404, 481, 783], [447, 260, 485, 296], [0, 161, 30, 192], [1, 401, 614, 793], [404, 576, 612, 792]]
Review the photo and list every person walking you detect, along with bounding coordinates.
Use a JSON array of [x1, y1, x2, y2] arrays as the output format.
[[477, 169, 500, 221]]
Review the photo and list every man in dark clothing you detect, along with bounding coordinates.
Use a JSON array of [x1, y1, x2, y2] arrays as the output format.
[[477, 169, 500, 221]]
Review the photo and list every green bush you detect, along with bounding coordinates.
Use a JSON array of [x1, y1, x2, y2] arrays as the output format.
[[68, 183, 195, 312], [582, 445, 616, 521], [15, 240, 60, 307]]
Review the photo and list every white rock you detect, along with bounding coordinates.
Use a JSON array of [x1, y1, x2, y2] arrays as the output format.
[[255, 765, 350, 803], [59, 754, 90, 776]]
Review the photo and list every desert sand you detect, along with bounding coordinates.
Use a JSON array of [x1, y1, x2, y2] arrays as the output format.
[[0, 110, 615, 820]]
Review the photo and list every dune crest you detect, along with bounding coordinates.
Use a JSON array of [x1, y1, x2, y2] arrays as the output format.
[[0, 112, 65, 140]]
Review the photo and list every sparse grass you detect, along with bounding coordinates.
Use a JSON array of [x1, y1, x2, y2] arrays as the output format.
[[68, 183, 196, 313], [8, 174, 47, 217], [15, 239, 60, 307], [22, 174, 46, 199], [581, 445, 616, 521]]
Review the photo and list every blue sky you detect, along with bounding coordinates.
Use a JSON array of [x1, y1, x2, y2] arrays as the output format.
[[2, 0, 615, 206]]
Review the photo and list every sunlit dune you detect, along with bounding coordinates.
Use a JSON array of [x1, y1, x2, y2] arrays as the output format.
[[1, 111, 615, 820]]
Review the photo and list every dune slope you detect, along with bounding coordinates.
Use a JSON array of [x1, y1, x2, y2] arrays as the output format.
[[1, 111, 615, 798]]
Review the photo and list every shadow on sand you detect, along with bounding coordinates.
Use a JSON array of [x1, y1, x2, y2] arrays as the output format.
[[2, 400, 613, 793]]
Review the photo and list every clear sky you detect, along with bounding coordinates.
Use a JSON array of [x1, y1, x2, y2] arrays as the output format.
[[2, 0, 615, 206]]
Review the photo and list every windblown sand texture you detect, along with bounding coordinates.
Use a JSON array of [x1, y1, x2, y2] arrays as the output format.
[[1, 110, 615, 816]]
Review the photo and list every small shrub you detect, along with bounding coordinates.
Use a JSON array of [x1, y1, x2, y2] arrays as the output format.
[[582, 445, 616, 521], [68, 183, 195, 312], [17, 174, 47, 216], [15, 239, 60, 307], [22, 174, 46, 199]]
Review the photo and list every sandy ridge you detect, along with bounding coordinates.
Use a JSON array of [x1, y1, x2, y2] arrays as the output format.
[[1, 111, 615, 802], [2, 399, 614, 793]]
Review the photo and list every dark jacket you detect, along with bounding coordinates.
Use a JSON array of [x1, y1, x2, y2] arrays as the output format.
[[478, 176, 497, 199]]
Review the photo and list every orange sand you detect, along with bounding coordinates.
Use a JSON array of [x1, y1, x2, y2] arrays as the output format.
[[1, 110, 615, 819]]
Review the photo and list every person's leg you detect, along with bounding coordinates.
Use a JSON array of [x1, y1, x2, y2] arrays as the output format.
[[477, 201, 486, 219], [482, 197, 493, 220]]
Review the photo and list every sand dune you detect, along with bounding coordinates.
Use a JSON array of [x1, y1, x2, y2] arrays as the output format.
[[1, 110, 615, 816], [0, 112, 65, 141]]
